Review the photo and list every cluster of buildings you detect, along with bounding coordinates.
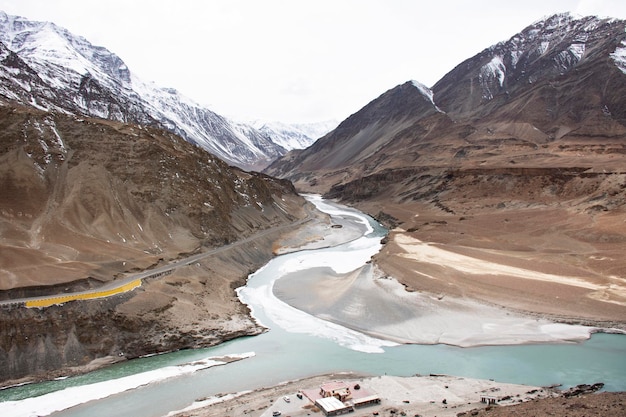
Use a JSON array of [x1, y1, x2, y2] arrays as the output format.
[[301, 380, 381, 416]]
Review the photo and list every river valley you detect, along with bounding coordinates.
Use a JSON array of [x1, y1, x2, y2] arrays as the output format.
[[1, 196, 625, 417]]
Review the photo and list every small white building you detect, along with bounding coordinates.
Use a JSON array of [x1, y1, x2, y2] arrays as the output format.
[[315, 397, 354, 416]]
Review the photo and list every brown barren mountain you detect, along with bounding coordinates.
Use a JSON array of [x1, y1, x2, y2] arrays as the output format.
[[0, 103, 310, 384], [265, 14, 626, 328]]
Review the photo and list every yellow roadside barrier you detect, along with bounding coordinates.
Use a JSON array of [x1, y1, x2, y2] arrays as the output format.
[[25, 279, 142, 308]]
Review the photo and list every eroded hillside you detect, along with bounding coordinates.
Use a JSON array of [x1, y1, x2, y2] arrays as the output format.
[[0, 104, 310, 383]]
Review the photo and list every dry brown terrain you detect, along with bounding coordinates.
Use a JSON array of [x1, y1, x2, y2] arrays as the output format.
[[267, 85, 626, 331], [360, 200, 626, 329], [0, 208, 319, 386], [0, 104, 312, 384], [0, 105, 302, 294], [465, 392, 626, 417], [280, 115, 626, 330]]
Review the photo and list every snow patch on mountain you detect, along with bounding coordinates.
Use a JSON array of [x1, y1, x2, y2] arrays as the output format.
[[479, 56, 506, 100], [509, 49, 524, 68], [568, 42, 586, 61], [410, 80, 443, 113], [482, 56, 506, 86], [611, 40, 626, 74], [538, 12, 584, 31], [466, 13, 626, 101], [554, 43, 586, 73], [410, 80, 435, 103], [537, 41, 550, 55]]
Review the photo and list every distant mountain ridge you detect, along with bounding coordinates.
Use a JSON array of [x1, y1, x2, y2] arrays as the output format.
[[0, 11, 328, 170], [266, 13, 626, 193], [250, 119, 338, 151]]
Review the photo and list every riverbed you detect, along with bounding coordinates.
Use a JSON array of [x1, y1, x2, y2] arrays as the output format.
[[1, 195, 624, 417]]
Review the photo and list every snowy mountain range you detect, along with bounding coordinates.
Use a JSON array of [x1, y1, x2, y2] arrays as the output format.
[[249, 119, 338, 151], [0, 11, 328, 170]]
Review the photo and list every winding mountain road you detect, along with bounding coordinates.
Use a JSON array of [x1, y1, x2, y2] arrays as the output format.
[[1, 209, 315, 309]]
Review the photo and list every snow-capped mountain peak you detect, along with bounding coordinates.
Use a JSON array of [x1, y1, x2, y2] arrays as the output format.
[[0, 12, 131, 90], [410, 80, 435, 104], [249, 119, 338, 150], [0, 11, 297, 170]]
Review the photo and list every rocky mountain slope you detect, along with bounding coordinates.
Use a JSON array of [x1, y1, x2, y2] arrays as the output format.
[[267, 14, 626, 190], [0, 11, 288, 170], [265, 13, 626, 325], [0, 103, 310, 383]]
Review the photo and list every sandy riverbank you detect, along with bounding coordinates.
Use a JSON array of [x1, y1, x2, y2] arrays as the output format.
[[273, 262, 597, 347], [360, 201, 626, 329], [168, 372, 560, 417], [272, 215, 619, 347], [274, 197, 626, 347], [273, 194, 368, 254]]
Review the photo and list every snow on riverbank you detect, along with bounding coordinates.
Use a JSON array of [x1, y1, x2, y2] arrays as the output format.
[[238, 194, 398, 353], [0, 353, 254, 417], [255, 195, 598, 348], [237, 198, 397, 353]]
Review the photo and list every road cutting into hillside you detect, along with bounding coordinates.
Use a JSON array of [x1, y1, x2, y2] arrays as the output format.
[[1, 204, 319, 309], [24, 279, 143, 308]]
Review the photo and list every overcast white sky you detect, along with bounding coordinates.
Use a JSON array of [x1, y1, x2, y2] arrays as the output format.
[[1, 0, 625, 123]]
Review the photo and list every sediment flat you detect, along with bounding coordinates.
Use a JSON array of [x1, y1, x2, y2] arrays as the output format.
[[273, 206, 618, 347], [360, 201, 626, 331], [168, 373, 563, 417]]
